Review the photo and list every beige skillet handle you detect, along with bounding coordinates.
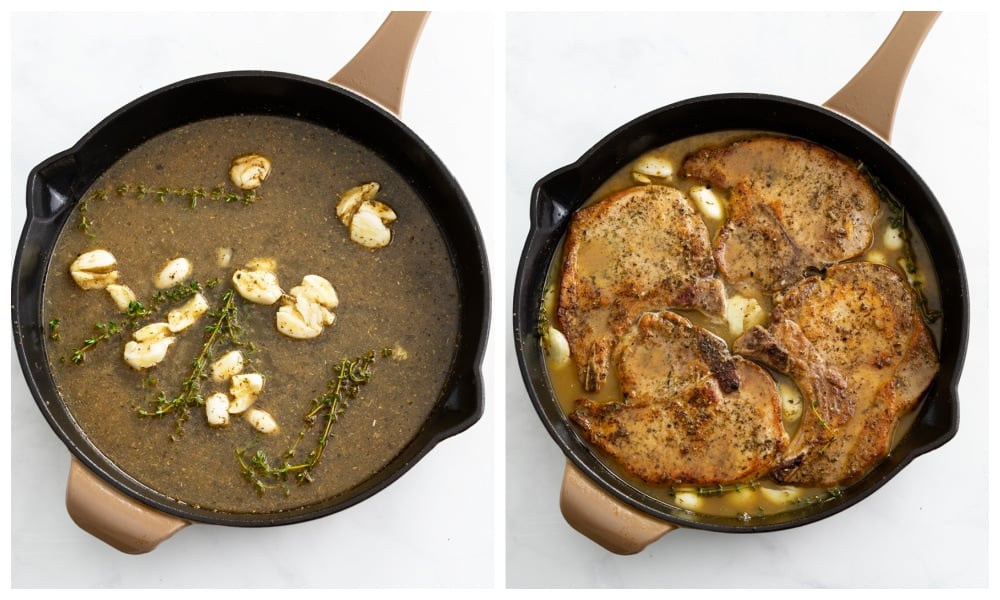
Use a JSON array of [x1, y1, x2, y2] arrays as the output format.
[[66, 457, 189, 554], [824, 11, 940, 142], [329, 11, 429, 117], [560, 462, 676, 555]]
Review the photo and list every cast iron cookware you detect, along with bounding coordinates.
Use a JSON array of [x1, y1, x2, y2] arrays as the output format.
[[513, 12, 967, 553], [13, 12, 489, 553]]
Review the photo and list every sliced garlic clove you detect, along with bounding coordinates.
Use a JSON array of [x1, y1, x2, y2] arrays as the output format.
[[210, 350, 245, 383], [336, 182, 380, 226], [689, 185, 724, 221], [167, 292, 209, 332], [357, 199, 397, 224], [70, 249, 119, 290], [154, 257, 192, 290], [350, 210, 392, 249], [228, 373, 264, 414], [232, 268, 283, 305], [205, 392, 231, 427], [633, 155, 675, 179], [123, 336, 175, 370], [276, 303, 324, 339], [245, 407, 279, 434], [133, 322, 172, 343], [290, 274, 339, 309], [229, 154, 271, 190], [106, 284, 137, 311]]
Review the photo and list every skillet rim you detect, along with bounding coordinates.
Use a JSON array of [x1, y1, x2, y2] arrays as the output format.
[[513, 91, 968, 533], [13, 69, 491, 527]]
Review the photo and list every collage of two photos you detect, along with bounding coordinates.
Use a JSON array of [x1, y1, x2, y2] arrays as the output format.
[[10, 8, 990, 589]]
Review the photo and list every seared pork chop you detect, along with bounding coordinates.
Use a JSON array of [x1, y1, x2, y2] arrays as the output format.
[[682, 136, 881, 292], [734, 262, 939, 486], [572, 311, 788, 485], [558, 185, 726, 391]]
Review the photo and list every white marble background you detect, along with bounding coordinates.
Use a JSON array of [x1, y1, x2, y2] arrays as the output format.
[[9, 10, 499, 589], [505, 11, 989, 588]]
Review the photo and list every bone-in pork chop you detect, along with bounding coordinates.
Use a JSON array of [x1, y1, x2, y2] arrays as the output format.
[[682, 136, 881, 292], [734, 262, 938, 487], [558, 185, 726, 391], [571, 311, 788, 484]]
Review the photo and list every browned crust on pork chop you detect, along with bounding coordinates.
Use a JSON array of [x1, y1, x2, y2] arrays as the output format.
[[734, 262, 939, 486], [571, 311, 788, 485], [682, 135, 880, 293], [558, 185, 726, 391]]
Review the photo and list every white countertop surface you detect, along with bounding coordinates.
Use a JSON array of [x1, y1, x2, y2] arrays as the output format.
[[504, 10, 990, 588], [7, 5, 995, 592], [9, 10, 499, 589]]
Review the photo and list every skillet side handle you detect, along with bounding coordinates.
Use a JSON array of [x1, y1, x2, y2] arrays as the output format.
[[66, 458, 189, 554], [823, 11, 939, 142], [329, 11, 429, 117], [560, 462, 675, 554]]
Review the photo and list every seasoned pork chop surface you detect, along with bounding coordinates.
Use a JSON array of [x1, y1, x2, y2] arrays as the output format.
[[734, 262, 938, 486], [571, 311, 788, 484], [558, 185, 726, 391], [682, 136, 881, 292]]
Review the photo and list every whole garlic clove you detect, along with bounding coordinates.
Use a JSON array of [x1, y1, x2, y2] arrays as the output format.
[[154, 257, 192, 290], [167, 292, 209, 332], [289, 274, 339, 309], [229, 154, 271, 190], [133, 322, 172, 343], [210, 350, 245, 383], [205, 392, 231, 427], [357, 199, 397, 224], [232, 268, 282, 305], [632, 154, 675, 179], [228, 373, 264, 414], [106, 284, 137, 311], [349, 210, 392, 249], [70, 249, 119, 290], [245, 407, 279, 434], [123, 336, 175, 370], [336, 182, 380, 226], [541, 326, 571, 368]]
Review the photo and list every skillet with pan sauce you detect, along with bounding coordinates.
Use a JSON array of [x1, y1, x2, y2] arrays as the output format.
[[513, 12, 968, 553]]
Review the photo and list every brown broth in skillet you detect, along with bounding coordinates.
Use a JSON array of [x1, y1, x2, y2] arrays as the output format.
[[540, 130, 941, 521], [42, 115, 461, 514]]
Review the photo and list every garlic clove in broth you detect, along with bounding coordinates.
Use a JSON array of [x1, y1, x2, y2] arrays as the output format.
[[229, 154, 271, 190], [632, 154, 675, 179], [336, 182, 380, 226], [689, 185, 724, 221], [133, 322, 172, 343], [726, 294, 765, 338], [245, 407, 279, 434], [154, 257, 192, 290], [106, 283, 137, 311], [205, 392, 231, 427], [541, 326, 571, 368], [215, 247, 233, 268], [123, 336, 176, 370], [289, 274, 339, 309], [167, 292, 209, 332], [210, 350, 245, 383], [357, 199, 397, 224], [232, 268, 283, 305], [70, 249, 119, 290], [276, 302, 325, 339], [228, 373, 264, 414], [349, 210, 392, 249]]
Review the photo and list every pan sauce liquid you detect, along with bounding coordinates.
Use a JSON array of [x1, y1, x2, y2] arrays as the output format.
[[42, 115, 461, 514], [542, 130, 941, 521]]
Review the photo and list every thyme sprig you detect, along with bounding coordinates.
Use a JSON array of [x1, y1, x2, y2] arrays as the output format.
[[138, 289, 241, 438], [857, 161, 942, 323], [237, 350, 382, 495], [70, 320, 123, 364]]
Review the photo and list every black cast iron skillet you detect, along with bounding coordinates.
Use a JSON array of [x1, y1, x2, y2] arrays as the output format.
[[12, 12, 489, 553], [514, 12, 967, 553]]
